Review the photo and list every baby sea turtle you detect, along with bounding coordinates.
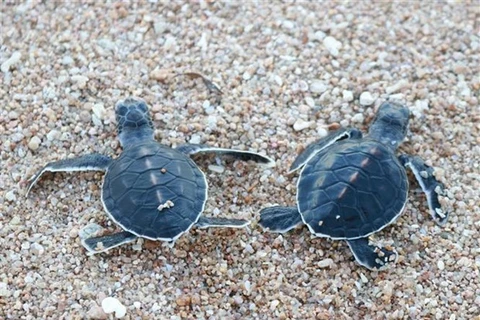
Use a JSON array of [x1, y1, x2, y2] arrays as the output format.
[[259, 101, 448, 270], [27, 97, 274, 254]]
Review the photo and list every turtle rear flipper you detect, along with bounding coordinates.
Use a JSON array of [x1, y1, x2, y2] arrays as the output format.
[[259, 206, 303, 233], [347, 238, 397, 271], [176, 143, 275, 167], [399, 154, 449, 225], [82, 231, 137, 254], [289, 128, 362, 173], [195, 216, 250, 229], [26, 154, 112, 196]]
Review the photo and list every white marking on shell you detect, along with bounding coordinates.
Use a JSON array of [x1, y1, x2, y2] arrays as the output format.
[[361, 157, 370, 167], [145, 158, 153, 169], [318, 220, 323, 226], [157, 200, 174, 212], [349, 172, 359, 183], [338, 187, 347, 199], [150, 172, 158, 185], [420, 170, 429, 178]]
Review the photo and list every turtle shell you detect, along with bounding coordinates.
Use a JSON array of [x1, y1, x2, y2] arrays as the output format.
[[297, 138, 408, 239], [101, 143, 207, 241]]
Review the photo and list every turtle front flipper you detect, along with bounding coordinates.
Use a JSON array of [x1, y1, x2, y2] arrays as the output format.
[[195, 216, 250, 228], [259, 206, 303, 233], [346, 238, 397, 271], [175, 144, 275, 167], [289, 128, 362, 173], [399, 154, 449, 225], [26, 154, 113, 196], [81, 231, 137, 254]]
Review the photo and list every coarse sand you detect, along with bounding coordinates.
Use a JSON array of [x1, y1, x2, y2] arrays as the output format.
[[0, 2, 479, 319]]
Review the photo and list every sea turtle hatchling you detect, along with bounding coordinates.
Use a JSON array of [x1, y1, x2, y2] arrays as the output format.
[[259, 101, 448, 270], [27, 97, 275, 254]]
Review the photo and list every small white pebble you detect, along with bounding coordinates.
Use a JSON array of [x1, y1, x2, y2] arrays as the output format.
[[30, 243, 45, 255], [5, 190, 16, 202], [208, 165, 225, 173], [360, 273, 369, 283], [189, 134, 201, 144], [359, 92, 375, 106], [28, 136, 42, 151], [133, 301, 141, 309], [386, 79, 408, 94], [1, 51, 22, 72], [293, 119, 313, 131], [92, 104, 106, 120], [310, 80, 327, 94], [0, 283, 10, 297], [342, 90, 354, 102], [323, 36, 342, 57], [305, 96, 315, 107], [317, 258, 333, 268], [351, 113, 364, 123], [79, 223, 104, 240], [101, 297, 127, 319], [270, 299, 280, 310], [46, 129, 61, 141], [437, 260, 445, 270]]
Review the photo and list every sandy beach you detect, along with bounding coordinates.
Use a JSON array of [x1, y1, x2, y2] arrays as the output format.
[[0, 2, 479, 319]]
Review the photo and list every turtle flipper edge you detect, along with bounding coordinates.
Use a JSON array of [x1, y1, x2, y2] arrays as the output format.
[[347, 238, 397, 271], [82, 231, 137, 254], [259, 206, 303, 233], [289, 128, 362, 173], [195, 216, 250, 229], [176, 143, 275, 167], [399, 154, 449, 226], [26, 154, 112, 197]]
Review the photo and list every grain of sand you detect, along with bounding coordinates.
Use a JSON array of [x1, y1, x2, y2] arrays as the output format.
[[0, 2, 479, 319]]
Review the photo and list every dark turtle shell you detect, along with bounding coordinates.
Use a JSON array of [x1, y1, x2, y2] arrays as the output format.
[[102, 143, 207, 241], [297, 139, 408, 239]]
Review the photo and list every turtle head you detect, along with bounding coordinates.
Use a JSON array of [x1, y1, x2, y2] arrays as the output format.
[[115, 97, 154, 148], [368, 101, 410, 150]]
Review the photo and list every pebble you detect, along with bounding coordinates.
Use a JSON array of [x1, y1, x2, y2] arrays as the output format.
[[88, 303, 108, 320], [317, 258, 334, 268], [310, 80, 327, 94], [359, 92, 375, 106], [437, 260, 445, 270], [270, 299, 280, 311], [351, 113, 364, 123], [305, 96, 315, 107], [46, 129, 61, 141], [28, 136, 42, 150], [342, 90, 354, 102], [293, 119, 313, 131], [208, 165, 225, 173], [0, 283, 9, 297], [1, 51, 21, 72], [30, 243, 45, 255], [5, 190, 16, 202], [71, 75, 89, 87], [101, 297, 127, 318], [92, 104, 106, 120], [323, 36, 341, 57], [189, 134, 201, 144], [79, 223, 104, 240], [386, 79, 409, 94], [61, 56, 74, 65]]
